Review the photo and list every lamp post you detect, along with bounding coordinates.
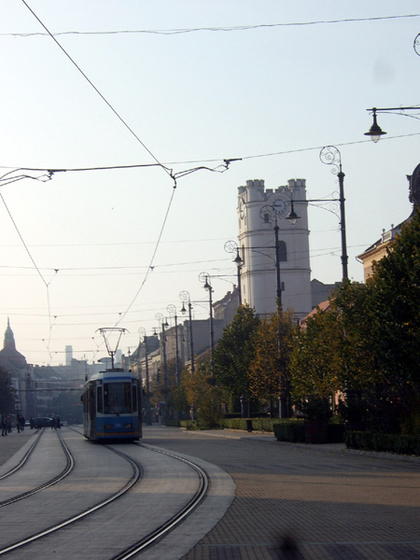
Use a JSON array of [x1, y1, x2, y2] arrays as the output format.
[[259, 202, 303, 417], [364, 106, 420, 142], [180, 290, 195, 420], [179, 290, 195, 375], [259, 206, 290, 309], [167, 304, 180, 385], [319, 145, 348, 281], [224, 240, 243, 305], [415, 33, 420, 56], [199, 272, 215, 375], [138, 327, 152, 425], [155, 313, 168, 418]]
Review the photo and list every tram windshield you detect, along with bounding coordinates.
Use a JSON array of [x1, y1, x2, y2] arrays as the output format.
[[103, 382, 132, 415]]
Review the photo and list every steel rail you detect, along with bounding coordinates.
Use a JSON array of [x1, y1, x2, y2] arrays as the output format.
[[0, 428, 44, 480], [0, 440, 141, 556], [110, 442, 209, 560], [0, 435, 209, 559], [0, 429, 74, 507]]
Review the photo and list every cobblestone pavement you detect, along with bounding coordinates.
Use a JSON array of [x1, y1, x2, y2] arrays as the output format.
[[143, 426, 420, 560]]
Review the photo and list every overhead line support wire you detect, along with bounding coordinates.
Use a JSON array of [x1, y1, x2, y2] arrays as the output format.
[[21, 0, 173, 185], [4, 14, 420, 37]]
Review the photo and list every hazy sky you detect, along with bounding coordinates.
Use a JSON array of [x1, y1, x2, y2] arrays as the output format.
[[1, 1, 419, 365]]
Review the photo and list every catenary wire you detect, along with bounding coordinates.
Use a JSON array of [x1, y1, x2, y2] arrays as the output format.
[[16, 1, 183, 361], [21, 0, 173, 183], [3, 13, 420, 37], [2, 132, 420, 180]]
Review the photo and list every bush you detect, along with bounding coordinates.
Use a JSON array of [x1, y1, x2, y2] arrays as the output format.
[[249, 417, 279, 432], [345, 431, 420, 456], [223, 418, 250, 431], [164, 419, 180, 427], [179, 420, 200, 430], [328, 422, 345, 443], [223, 417, 284, 433], [273, 420, 306, 442]]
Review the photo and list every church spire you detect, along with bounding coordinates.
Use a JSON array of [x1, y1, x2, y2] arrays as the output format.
[[4, 318, 16, 350]]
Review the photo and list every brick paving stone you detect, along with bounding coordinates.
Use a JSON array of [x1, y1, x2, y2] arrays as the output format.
[[143, 426, 420, 560]]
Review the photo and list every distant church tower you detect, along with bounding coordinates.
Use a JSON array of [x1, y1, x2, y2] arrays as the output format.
[[4, 318, 16, 350], [237, 179, 311, 321]]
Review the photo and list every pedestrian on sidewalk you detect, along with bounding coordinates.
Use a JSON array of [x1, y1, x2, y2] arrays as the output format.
[[1, 415, 7, 436]]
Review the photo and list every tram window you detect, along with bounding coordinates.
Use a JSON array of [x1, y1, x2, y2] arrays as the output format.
[[132, 384, 137, 412], [104, 382, 132, 414], [97, 385, 103, 413]]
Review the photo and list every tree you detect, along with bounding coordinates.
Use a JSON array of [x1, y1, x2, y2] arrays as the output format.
[[212, 304, 260, 410], [179, 359, 222, 427], [249, 309, 296, 416], [290, 300, 343, 420], [364, 208, 420, 431], [0, 367, 15, 416], [370, 208, 420, 387]]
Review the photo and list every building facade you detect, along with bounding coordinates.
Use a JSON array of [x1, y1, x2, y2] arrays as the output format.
[[0, 319, 35, 418]]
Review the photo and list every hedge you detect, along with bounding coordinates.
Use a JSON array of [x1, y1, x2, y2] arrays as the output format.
[[345, 431, 420, 456], [223, 417, 287, 432], [273, 420, 306, 442]]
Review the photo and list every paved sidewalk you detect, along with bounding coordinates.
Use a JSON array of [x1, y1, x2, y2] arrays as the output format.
[[0, 428, 35, 467], [143, 425, 420, 560]]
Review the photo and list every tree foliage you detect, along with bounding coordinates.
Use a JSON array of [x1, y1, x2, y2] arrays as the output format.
[[212, 304, 260, 402], [290, 301, 343, 419], [249, 309, 296, 413], [370, 208, 420, 386], [163, 210, 420, 433], [179, 359, 222, 427], [0, 367, 15, 415]]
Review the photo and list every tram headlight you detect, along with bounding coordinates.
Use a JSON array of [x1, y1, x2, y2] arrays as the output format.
[[125, 423, 133, 430]]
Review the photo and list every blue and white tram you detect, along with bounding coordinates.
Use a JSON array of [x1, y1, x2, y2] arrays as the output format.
[[82, 369, 142, 441]]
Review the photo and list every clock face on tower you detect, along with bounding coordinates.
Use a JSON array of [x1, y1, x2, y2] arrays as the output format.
[[272, 197, 288, 216]]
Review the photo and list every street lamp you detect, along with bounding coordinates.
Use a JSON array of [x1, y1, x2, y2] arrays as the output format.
[[138, 327, 152, 425], [155, 313, 168, 417], [259, 206, 288, 309], [415, 33, 420, 56], [258, 205, 293, 416], [319, 145, 348, 282], [179, 290, 195, 375], [199, 272, 215, 375], [364, 106, 420, 142], [180, 290, 195, 420], [167, 304, 180, 385], [224, 240, 243, 305]]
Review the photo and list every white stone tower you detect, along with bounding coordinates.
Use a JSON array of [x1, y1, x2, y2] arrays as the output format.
[[237, 179, 311, 321]]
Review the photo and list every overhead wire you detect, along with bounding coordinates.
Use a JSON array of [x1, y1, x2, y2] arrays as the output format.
[[21, 0, 173, 183], [19, 0, 186, 357], [10, 5, 417, 363], [3, 131, 420, 181], [0, 191, 58, 359], [4, 13, 420, 37]]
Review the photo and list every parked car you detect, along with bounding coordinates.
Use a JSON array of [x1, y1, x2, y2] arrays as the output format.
[[32, 417, 54, 428]]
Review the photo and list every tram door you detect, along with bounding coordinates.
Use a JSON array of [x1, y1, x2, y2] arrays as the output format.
[[88, 382, 96, 438]]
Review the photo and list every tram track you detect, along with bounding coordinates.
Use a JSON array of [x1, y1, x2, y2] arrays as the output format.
[[0, 429, 74, 508], [109, 442, 209, 560], [0, 438, 141, 556], [0, 429, 43, 481], [0, 435, 210, 559]]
